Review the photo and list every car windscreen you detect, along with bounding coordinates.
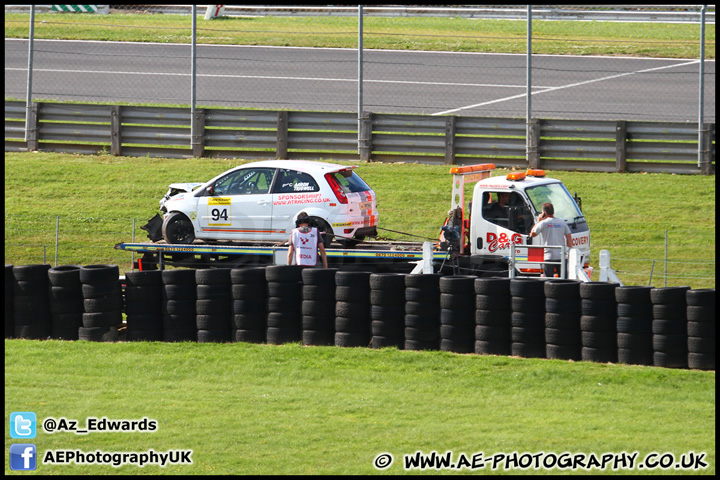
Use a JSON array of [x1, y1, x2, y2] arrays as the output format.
[[327, 170, 371, 193], [525, 182, 583, 223]]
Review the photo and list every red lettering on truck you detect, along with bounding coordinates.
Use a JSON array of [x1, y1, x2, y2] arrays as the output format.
[[487, 232, 522, 253], [572, 235, 589, 246]]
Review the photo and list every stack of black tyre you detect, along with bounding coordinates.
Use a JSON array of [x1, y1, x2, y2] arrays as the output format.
[[47, 265, 83, 340], [195, 268, 232, 343], [404, 273, 442, 351], [439, 275, 476, 354], [124, 270, 164, 341], [161, 269, 197, 342], [12, 264, 52, 339], [231, 267, 267, 344], [579, 282, 618, 363], [544, 279, 582, 360], [80, 264, 121, 342], [301, 268, 338, 346], [615, 286, 654, 366], [370, 273, 407, 349], [650, 286, 690, 368], [474, 277, 511, 356], [686, 289, 715, 370], [265, 265, 304, 344], [509, 278, 546, 358], [5, 265, 14, 338], [334, 271, 372, 347]]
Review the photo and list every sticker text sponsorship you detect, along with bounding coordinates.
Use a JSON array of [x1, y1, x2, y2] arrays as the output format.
[[273, 193, 330, 206]]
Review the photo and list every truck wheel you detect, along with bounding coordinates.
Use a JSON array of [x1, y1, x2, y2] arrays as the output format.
[[163, 212, 195, 244]]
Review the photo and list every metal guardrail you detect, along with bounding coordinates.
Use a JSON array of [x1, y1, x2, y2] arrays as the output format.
[[3, 5, 715, 23], [4, 101, 715, 174]]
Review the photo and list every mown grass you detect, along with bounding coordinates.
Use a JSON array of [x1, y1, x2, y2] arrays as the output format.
[[3, 152, 715, 288], [4, 339, 715, 475], [4, 12, 714, 58]]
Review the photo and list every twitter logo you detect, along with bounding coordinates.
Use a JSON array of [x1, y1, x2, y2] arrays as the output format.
[[10, 412, 37, 439]]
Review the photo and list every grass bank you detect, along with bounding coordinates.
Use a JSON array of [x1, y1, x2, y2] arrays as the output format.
[[4, 12, 714, 58], [3, 152, 715, 288], [4, 339, 715, 475]]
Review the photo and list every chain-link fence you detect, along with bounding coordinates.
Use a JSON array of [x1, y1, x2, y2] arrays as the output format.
[[4, 213, 715, 289], [4, 5, 715, 122]]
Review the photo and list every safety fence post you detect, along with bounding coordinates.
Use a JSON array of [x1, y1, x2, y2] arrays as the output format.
[[191, 109, 205, 158], [527, 118, 540, 169], [615, 120, 627, 173], [444, 115, 456, 165], [276, 111, 289, 159], [358, 112, 373, 161], [55, 216, 60, 267], [110, 105, 121, 156], [25, 103, 39, 151]]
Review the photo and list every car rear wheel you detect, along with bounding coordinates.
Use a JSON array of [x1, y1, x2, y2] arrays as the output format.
[[162, 212, 195, 244], [311, 217, 333, 249]]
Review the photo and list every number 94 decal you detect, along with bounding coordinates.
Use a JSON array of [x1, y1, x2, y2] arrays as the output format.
[[208, 198, 231, 226]]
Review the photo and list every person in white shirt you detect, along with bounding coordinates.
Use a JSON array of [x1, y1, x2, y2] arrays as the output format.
[[287, 212, 328, 268], [529, 202, 572, 278]]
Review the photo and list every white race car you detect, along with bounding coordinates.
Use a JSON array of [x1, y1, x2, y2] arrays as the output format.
[[154, 160, 378, 247]]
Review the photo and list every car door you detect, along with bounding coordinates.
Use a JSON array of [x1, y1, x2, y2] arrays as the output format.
[[270, 168, 323, 238], [197, 167, 277, 240]]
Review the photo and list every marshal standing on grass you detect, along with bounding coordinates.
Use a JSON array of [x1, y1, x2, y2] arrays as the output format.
[[287, 212, 328, 268], [529, 202, 572, 278]]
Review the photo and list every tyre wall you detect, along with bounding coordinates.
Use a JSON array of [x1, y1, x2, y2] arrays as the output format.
[[5, 264, 715, 371]]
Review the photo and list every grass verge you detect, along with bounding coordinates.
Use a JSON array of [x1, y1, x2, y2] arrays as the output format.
[[4, 339, 716, 475], [4, 12, 715, 58]]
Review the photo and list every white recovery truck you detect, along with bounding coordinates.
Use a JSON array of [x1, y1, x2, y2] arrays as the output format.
[[434, 163, 595, 281], [117, 163, 618, 282]]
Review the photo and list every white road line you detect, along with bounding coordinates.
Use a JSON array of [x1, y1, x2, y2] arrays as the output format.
[[5, 67, 553, 89], [432, 59, 700, 116]]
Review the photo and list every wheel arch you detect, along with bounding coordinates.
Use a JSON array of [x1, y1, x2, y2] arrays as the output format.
[[290, 208, 333, 232], [162, 210, 198, 244]]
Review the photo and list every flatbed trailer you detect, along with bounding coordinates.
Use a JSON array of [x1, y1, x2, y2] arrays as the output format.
[[114, 240, 450, 273], [114, 239, 611, 280]]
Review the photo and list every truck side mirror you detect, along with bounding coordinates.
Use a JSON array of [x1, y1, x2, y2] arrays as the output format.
[[574, 192, 582, 212]]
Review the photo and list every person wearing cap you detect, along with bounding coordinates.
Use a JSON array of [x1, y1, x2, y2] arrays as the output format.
[[287, 212, 328, 268]]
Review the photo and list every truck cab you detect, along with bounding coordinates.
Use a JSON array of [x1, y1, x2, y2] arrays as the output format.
[[443, 164, 591, 277]]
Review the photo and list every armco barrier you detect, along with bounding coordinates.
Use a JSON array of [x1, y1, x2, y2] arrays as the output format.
[[5, 264, 716, 370], [4, 101, 715, 175]]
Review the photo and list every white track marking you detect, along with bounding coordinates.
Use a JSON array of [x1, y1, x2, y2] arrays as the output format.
[[433, 59, 700, 115], [5, 67, 547, 89]]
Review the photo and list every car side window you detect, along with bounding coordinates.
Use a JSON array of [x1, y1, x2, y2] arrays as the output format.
[[214, 168, 275, 196], [272, 169, 319, 194]]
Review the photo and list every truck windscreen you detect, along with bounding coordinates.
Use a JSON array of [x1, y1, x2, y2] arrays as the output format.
[[526, 183, 583, 223]]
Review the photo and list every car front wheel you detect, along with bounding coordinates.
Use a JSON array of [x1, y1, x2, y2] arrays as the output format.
[[162, 212, 196, 244]]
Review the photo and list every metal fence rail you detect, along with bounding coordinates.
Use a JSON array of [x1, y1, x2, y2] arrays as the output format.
[[4, 101, 715, 174]]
